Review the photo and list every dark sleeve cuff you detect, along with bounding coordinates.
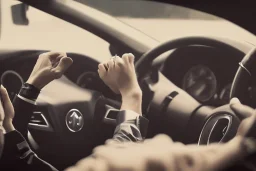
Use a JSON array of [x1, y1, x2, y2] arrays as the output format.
[[3, 130, 32, 160], [13, 95, 36, 136], [116, 110, 149, 139], [5, 130, 24, 142]]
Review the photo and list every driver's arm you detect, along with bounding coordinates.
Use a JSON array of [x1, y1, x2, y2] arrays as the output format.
[[13, 51, 72, 137], [111, 89, 148, 143], [12, 83, 40, 137], [0, 52, 72, 171], [1, 130, 58, 171], [97, 53, 149, 143], [0, 85, 58, 171]]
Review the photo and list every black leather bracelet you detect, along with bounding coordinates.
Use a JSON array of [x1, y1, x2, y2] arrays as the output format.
[[18, 83, 40, 100]]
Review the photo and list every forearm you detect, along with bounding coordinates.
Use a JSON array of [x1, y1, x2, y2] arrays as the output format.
[[113, 90, 145, 143], [12, 83, 40, 136], [120, 90, 142, 115]]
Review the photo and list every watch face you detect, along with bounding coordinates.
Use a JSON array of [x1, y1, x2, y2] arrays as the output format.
[[19, 84, 40, 100]]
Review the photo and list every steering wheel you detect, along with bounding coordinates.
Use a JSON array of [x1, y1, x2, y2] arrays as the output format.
[[135, 36, 255, 145]]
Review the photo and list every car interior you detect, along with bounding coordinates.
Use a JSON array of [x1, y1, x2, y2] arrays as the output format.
[[1, 0, 256, 170]]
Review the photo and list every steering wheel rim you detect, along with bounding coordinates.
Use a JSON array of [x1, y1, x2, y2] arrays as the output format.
[[135, 36, 248, 80], [230, 47, 256, 106]]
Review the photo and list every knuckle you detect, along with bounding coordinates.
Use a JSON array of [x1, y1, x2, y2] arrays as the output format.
[[64, 167, 75, 171], [153, 134, 172, 143], [116, 60, 124, 67], [59, 52, 66, 56], [38, 54, 43, 59], [129, 53, 134, 56], [39, 53, 47, 59], [52, 70, 62, 78], [122, 53, 129, 57]]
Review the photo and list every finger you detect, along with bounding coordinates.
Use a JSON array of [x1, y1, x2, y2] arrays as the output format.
[[128, 53, 135, 64], [122, 53, 130, 64], [51, 57, 73, 78], [105, 139, 136, 148], [107, 60, 114, 71], [238, 114, 256, 137], [98, 64, 107, 78], [98, 63, 106, 72], [103, 62, 109, 71], [93, 145, 117, 158], [75, 157, 96, 170], [150, 134, 174, 146], [75, 157, 108, 171], [51, 54, 69, 68], [39, 52, 63, 62], [115, 56, 124, 68], [230, 97, 241, 105], [0, 85, 14, 119], [47, 52, 67, 60], [230, 98, 255, 119], [64, 166, 78, 171]]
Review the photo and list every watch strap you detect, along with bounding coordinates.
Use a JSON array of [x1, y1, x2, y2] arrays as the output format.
[[18, 83, 40, 101]]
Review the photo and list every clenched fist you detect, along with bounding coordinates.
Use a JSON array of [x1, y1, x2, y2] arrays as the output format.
[[98, 53, 140, 95], [98, 53, 142, 114], [27, 52, 73, 89]]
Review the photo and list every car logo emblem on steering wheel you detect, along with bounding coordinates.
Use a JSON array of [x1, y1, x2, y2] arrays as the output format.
[[66, 109, 84, 132]]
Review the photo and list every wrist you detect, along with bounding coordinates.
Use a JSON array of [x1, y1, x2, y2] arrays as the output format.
[[121, 90, 142, 115], [121, 89, 142, 102], [26, 78, 41, 90], [19, 83, 40, 101]]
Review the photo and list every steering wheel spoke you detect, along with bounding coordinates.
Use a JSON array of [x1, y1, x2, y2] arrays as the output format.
[[26, 76, 109, 161], [143, 71, 203, 141]]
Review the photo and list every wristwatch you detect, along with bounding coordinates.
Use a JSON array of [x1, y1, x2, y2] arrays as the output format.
[[18, 83, 40, 101], [116, 110, 149, 139]]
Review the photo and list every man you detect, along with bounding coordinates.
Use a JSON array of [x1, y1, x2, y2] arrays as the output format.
[[0, 52, 256, 171]]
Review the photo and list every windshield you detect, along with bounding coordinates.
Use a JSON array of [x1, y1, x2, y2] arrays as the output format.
[[1, 0, 255, 59], [75, 0, 256, 44]]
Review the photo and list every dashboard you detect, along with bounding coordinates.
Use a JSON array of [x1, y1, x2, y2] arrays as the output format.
[[162, 46, 243, 106], [0, 51, 119, 101], [0, 46, 250, 107]]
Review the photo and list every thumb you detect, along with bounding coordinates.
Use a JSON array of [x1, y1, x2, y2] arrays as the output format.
[[229, 97, 254, 119], [51, 57, 73, 78], [229, 98, 256, 138]]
